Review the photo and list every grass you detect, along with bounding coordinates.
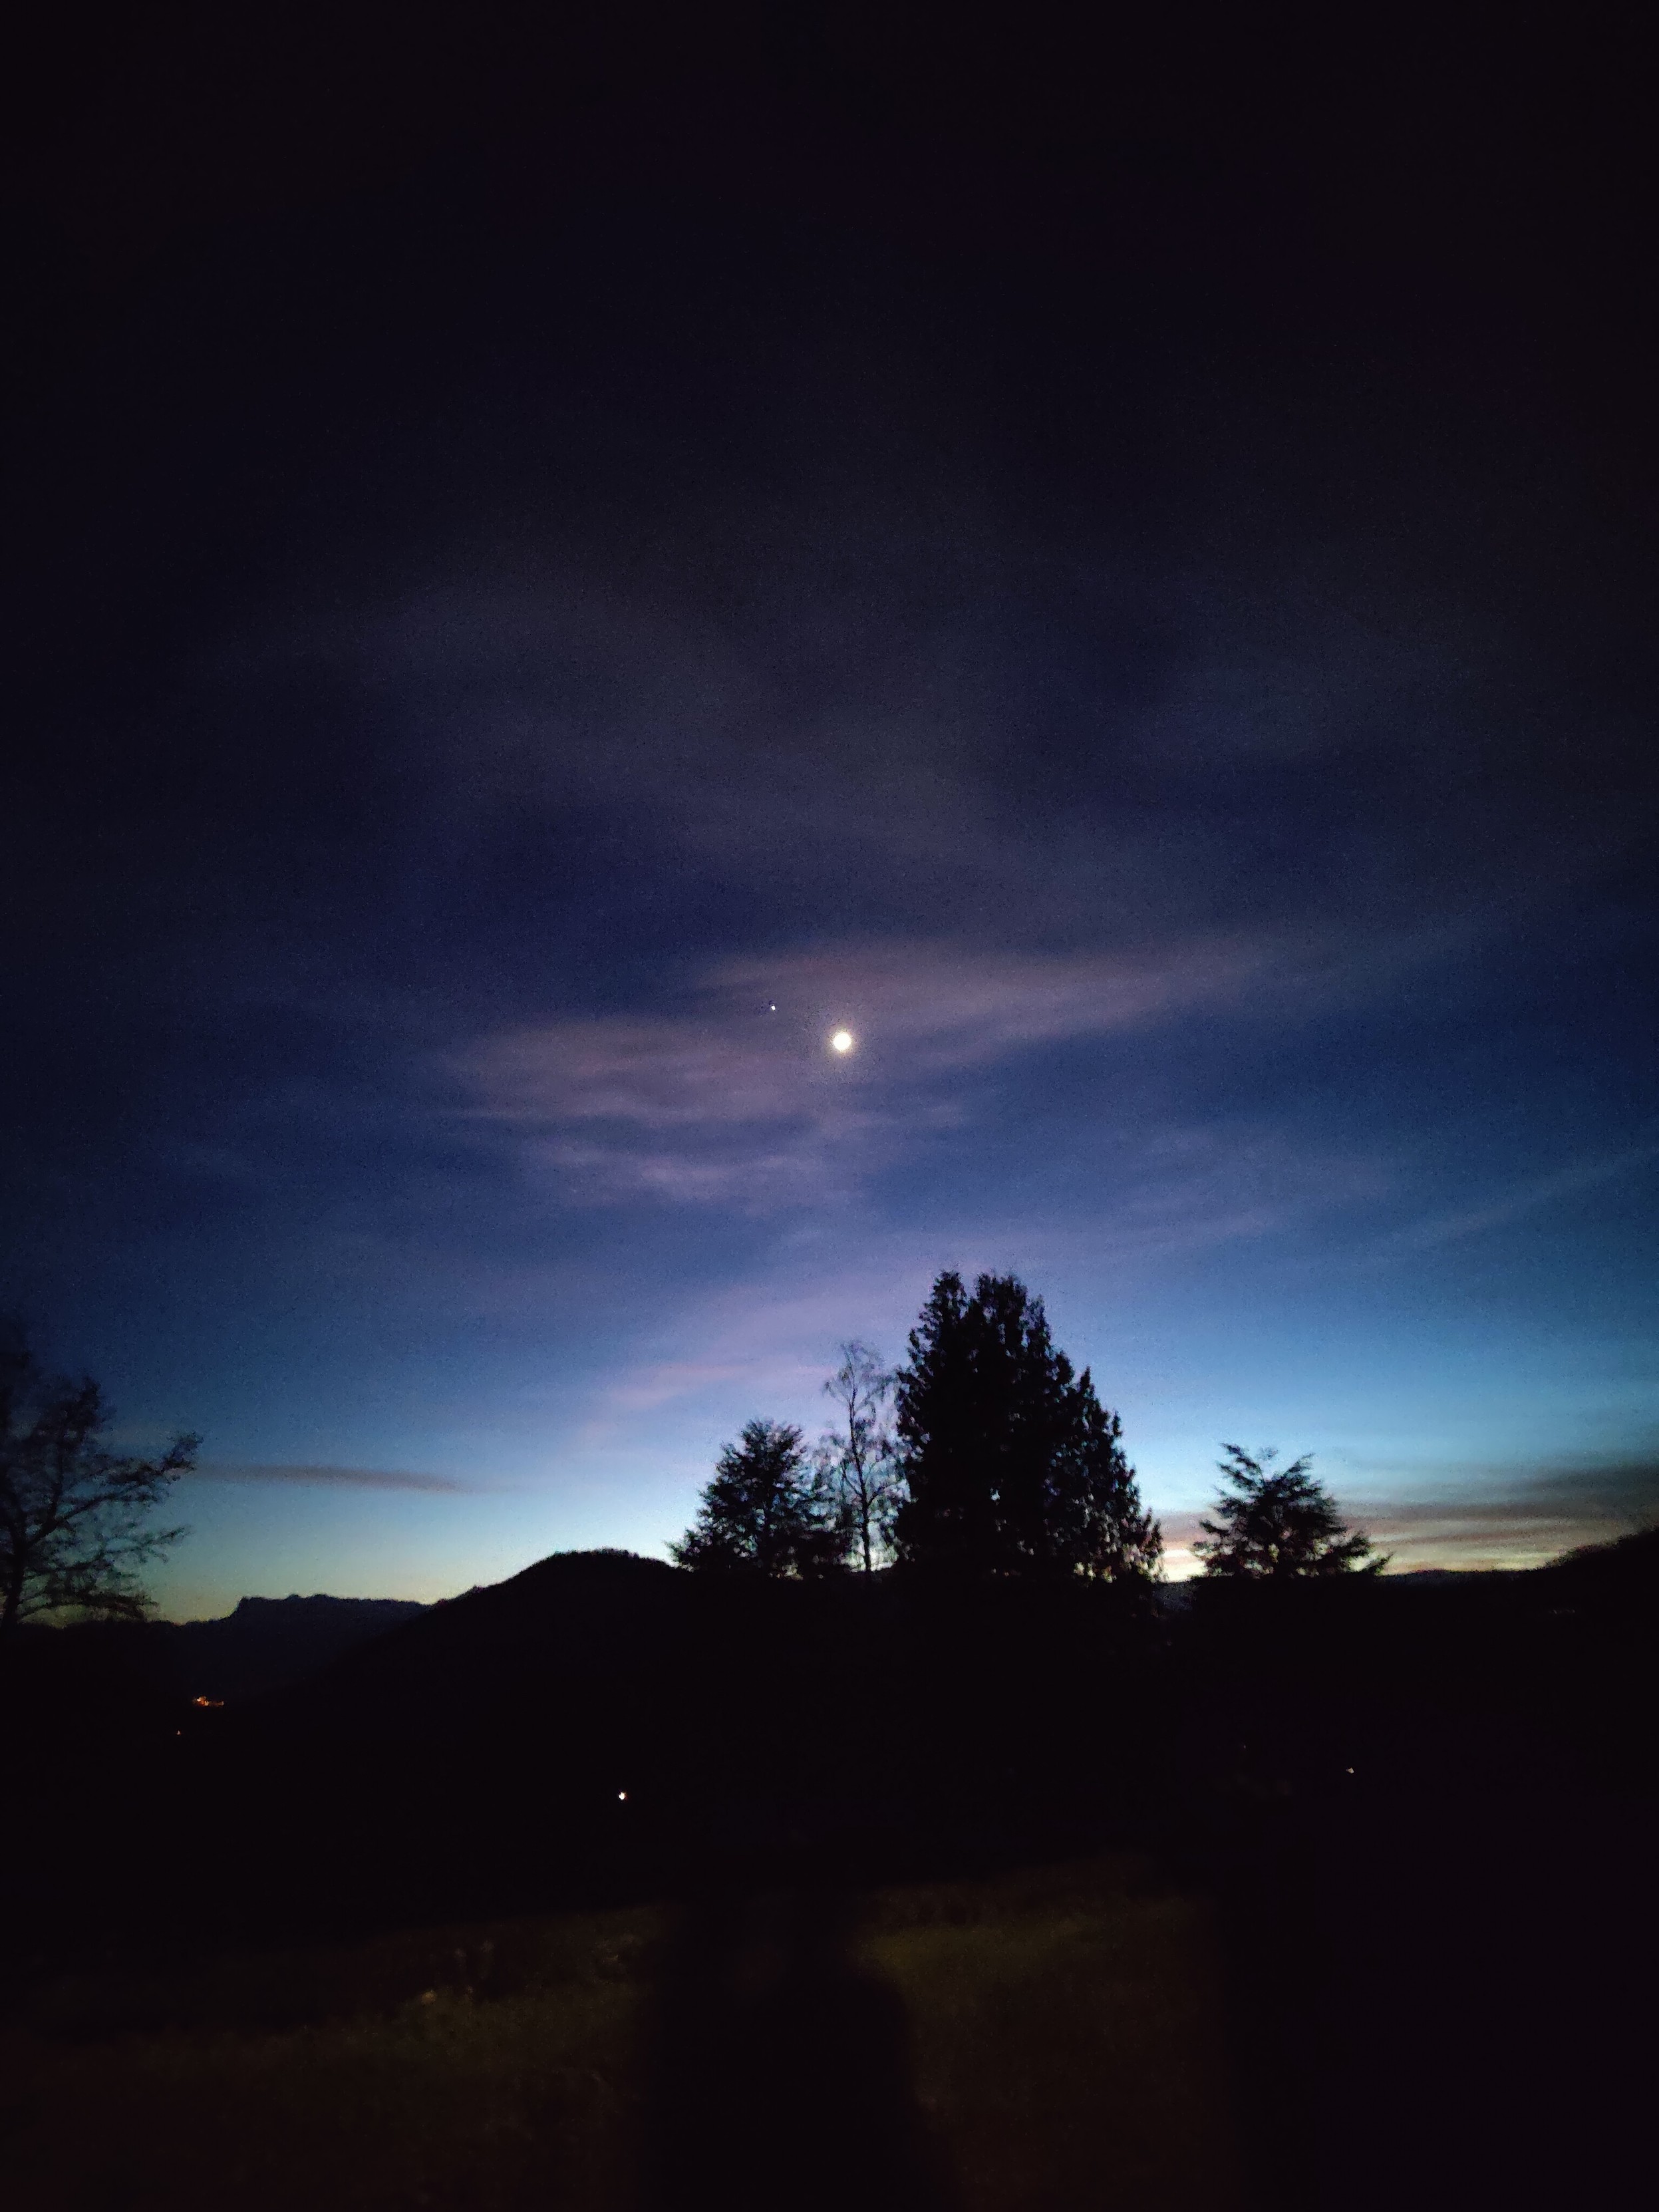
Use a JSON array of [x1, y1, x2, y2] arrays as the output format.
[[1, 1859, 1240, 2209]]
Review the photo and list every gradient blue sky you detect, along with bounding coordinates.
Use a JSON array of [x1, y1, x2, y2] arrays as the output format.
[[5, 24, 1655, 1613]]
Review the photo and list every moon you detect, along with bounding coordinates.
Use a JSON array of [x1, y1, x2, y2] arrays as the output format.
[[830, 1028, 855, 1054]]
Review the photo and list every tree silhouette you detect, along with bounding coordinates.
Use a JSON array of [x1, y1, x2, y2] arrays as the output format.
[[1193, 1444, 1382, 1578], [891, 1271, 1159, 1579], [1050, 1385, 1163, 1582], [1, 1327, 197, 1640], [671, 1419, 845, 1577], [819, 1343, 901, 1574]]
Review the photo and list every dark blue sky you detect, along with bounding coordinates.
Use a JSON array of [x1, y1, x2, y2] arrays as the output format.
[[5, 15, 1655, 1610]]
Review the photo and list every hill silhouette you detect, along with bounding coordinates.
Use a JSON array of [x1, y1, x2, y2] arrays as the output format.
[[126, 1535, 1653, 1938], [163, 1550, 1164, 1935], [163, 1593, 430, 1701], [5, 1539, 1656, 2203], [8, 1537, 1655, 1939]]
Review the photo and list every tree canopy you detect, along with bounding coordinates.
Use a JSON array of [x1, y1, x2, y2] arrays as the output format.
[[671, 1418, 845, 1577], [1, 1329, 197, 1638], [1193, 1445, 1382, 1579], [891, 1271, 1160, 1580]]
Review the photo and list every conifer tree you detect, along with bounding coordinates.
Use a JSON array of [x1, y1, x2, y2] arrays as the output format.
[[891, 1271, 1159, 1579], [1052, 1382, 1163, 1581], [1193, 1445, 1382, 1577], [671, 1418, 845, 1577]]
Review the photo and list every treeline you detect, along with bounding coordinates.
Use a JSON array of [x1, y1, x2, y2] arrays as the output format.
[[673, 1271, 1378, 1583], [1, 1275, 1379, 1660]]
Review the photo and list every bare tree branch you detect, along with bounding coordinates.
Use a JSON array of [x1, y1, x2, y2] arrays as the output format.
[[0, 1326, 196, 1639], [820, 1342, 902, 1575]]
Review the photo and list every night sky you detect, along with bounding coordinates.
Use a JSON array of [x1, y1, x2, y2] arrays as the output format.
[[5, 15, 1655, 1613]]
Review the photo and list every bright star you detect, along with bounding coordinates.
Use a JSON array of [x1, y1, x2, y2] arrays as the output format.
[[830, 1029, 854, 1054]]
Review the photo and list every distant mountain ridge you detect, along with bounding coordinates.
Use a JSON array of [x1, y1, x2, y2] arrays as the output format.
[[164, 1593, 429, 1700]]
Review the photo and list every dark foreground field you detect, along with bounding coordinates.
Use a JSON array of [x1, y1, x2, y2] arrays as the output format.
[[2, 1857, 1240, 2211], [5, 1537, 1655, 2207]]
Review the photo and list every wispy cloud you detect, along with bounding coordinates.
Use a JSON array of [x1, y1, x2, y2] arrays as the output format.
[[1382, 1144, 1658, 1253], [1157, 1456, 1659, 1577], [458, 935, 1304, 1209], [192, 1462, 473, 1494], [559, 1138, 1394, 1454], [475, 939, 1265, 1118]]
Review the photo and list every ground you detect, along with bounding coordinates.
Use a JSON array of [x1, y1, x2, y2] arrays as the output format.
[[1, 1858, 1239, 2210]]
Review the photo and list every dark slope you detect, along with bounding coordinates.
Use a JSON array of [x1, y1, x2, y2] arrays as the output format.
[[1175, 1547, 1659, 2211], [257, 1547, 1160, 1793], [173, 1552, 1168, 1934], [165, 1594, 430, 1701], [7, 1536, 1653, 1983], [197, 1551, 688, 1930], [273, 1550, 682, 1747], [178, 1534, 1659, 1939]]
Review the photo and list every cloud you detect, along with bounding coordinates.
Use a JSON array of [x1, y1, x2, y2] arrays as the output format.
[[1156, 1457, 1659, 1577], [450, 931, 1427, 1262], [192, 1462, 472, 1494], [1361, 1455, 1659, 1554], [458, 935, 1292, 1209], [1382, 1145, 1659, 1253], [283, 527, 1649, 960], [476, 939, 1265, 1120]]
